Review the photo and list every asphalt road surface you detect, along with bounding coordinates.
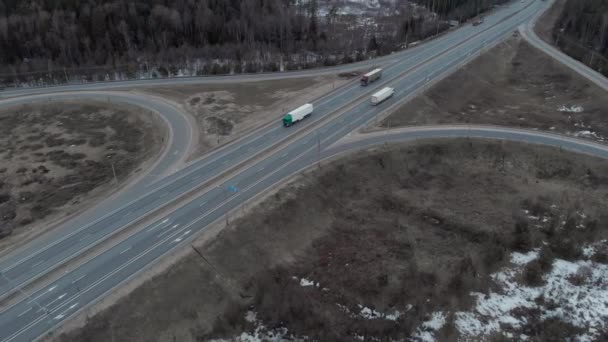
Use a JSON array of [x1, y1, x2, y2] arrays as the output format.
[[2, 0, 593, 341], [0, 0, 543, 302]]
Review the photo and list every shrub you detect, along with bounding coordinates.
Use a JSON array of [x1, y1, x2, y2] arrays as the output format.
[[512, 220, 532, 252], [549, 237, 582, 260], [522, 260, 544, 287], [568, 265, 592, 286], [537, 245, 555, 273]]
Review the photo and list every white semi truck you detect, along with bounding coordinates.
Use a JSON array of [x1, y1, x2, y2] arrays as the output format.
[[371, 87, 395, 105], [361, 68, 382, 86], [282, 103, 314, 127]]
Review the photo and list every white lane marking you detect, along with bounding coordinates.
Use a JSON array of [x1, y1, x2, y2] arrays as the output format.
[[119, 247, 131, 255], [199, 201, 208, 208], [54, 302, 79, 319], [171, 229, 192, 244], [157, 230, 172, 238], [40, 293, 67, 312], [17, 307, 31, 317], [145, 220, 169, 233], [30, 260, 44, 269], [28, 284, 57, 305], [71, 275, 85, 284]]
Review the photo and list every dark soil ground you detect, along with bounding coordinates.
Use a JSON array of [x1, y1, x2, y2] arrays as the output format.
[[0, 102, 165, 251], [378, 37, 608, 143], [53, 139, 608, 342]]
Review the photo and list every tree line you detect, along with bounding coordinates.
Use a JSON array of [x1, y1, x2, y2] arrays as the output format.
[[0, 0, 313, 70], [0, 0, 507, 86], [412, 0, 509, 20], [553, 0, 608, 76]]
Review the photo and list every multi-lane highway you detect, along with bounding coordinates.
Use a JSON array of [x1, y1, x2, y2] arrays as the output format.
[[0, 0, 543, 302], [2, 0, 600, 340]]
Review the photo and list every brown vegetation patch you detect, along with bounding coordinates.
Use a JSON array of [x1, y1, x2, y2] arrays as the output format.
[[0, 102, 165, 250], [54, 139, 608, 342], [380, 38, 608, 143]]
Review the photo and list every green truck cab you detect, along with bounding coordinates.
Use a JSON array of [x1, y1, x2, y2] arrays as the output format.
[[283, 114, 294, 127]]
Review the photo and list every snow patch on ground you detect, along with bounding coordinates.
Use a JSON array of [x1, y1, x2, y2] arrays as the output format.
[[357, 304, 402, 321], [210, 311, 304, 342], [455, 249, 608, 340], [511, 249, 539, 265], [337, 303, 404, 321], [572, 130, 606, 141], [558, 105, 584, 113], [412, 311, 447, 341], [293, 276, 320, 287], [299, 278, 316, 287]]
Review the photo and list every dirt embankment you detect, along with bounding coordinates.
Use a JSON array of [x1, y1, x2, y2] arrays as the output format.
[[0, 102, 166, 251], [53, 139, 608, 342], [133, 74, 356, 160], [378, 37, 608, 143]]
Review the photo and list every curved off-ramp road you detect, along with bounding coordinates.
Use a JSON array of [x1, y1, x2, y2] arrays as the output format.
[[4, 0, 608, 341]]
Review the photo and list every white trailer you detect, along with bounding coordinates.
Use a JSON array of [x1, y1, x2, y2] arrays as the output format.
[[371, 87, 395, 105], [282, 103, 314, 127], [361, 68, 382, 86]]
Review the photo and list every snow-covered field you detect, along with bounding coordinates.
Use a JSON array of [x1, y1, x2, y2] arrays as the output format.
[[455, 248, 608, 340], [214, 245, 608, 341]]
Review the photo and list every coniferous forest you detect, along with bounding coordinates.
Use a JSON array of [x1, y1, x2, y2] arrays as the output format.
[[553, 0, 608, 76], [0, 0, 513, 85]]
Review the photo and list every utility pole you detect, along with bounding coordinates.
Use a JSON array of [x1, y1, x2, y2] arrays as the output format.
[[317, 133, 322, 169], [111, 163, 118, 186], [220, 186, 229, 226]]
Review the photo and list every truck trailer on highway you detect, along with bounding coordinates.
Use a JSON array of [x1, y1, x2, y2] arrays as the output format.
[[371, 87, 394, 105], [282, 103, 314, 127], [360, 68, 382, 86]]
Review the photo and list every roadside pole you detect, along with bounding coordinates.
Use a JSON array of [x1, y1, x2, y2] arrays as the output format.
[[111, 163, 118, 186], [317, 133, 321, 169]]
